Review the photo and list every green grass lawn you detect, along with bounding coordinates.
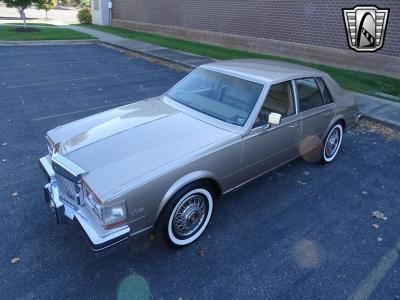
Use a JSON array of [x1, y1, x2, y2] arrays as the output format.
[[78, 24, 400, 101], [0, 26, 94, 41]]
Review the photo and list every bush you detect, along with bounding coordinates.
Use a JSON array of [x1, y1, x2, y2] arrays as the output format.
[[77, 7, 92, 24], [80, 0, 90, 7], [61, 0, 85, 7]]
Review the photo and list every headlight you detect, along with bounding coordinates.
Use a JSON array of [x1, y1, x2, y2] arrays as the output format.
[[83, 184, 127, 229], [101, 203, 127, 228]]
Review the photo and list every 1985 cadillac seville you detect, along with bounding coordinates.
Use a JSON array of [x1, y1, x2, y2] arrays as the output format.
[[39, 59, 361, 253]]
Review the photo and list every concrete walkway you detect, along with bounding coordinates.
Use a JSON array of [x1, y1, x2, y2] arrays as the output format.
[[67, 25, 215, 68], [353, 93, 400, 128]]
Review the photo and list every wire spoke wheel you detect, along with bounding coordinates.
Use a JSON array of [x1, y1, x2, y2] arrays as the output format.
[[323, 124, 343, 162], [325, 128, 340, 158], [166, 187, 214, 246], [172, 194, 208, 239]]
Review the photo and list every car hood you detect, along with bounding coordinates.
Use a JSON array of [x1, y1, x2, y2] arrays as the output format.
[[47, 96, 178, 154], [47, 97, 234, 199]]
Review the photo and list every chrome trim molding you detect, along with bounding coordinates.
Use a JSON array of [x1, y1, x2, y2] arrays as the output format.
[[39, 155, 55, 180], [157, 170, 220, 216], [44, 183, 65, 224], [51, 154, 87, 183], [39, 155, 130, 254], [74, 213, 130, 251]]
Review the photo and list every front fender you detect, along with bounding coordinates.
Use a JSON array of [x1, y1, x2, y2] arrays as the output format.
[[157, 170, 220, 216]]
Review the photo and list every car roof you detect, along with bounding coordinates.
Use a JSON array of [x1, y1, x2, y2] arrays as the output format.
[[202, 59, 325, 84]]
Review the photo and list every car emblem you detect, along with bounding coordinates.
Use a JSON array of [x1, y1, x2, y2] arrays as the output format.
[[342, 5, 389, 52]]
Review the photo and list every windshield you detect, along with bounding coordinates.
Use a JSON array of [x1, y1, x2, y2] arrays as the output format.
[[166, 68, 264, 126]]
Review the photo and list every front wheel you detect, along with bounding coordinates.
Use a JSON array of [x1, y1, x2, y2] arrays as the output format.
[[159, 183, 214, 247], [322, 123, 343, 163]]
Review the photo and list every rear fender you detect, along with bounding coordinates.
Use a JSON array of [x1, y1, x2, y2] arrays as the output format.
[[323, 114, 346, 139]]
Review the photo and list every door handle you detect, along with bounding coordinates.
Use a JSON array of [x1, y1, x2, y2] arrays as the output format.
[[289, 123, 300, 128], [323, 112, 333, 116]]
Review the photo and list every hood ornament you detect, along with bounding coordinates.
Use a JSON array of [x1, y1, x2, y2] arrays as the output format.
[[53, 142, 67, 155]]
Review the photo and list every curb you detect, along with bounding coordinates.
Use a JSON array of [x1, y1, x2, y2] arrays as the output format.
[[0, 24, 58, 28], [360, 115, 400, 130], [0, 39, 99, 46], [101, 41, 204, 70]]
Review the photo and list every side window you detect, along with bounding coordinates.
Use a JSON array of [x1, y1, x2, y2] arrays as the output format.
[[253, 81, 294, 128], [315, 77, 333, 104], [295, 78, 324, 112]]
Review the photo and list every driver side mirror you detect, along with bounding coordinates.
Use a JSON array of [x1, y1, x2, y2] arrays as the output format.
[[268, 112, 282, 125]]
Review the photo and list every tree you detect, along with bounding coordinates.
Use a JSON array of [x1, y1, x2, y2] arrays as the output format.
[[35, 0, 57, 19], [1, 0, 34, 28]]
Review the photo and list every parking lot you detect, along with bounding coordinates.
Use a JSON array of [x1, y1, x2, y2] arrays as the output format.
[[1, 43, 399, 299]]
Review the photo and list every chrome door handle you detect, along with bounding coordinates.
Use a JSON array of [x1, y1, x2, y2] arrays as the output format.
[[323, 112, 333, 116], [289, 123, 300, 128]]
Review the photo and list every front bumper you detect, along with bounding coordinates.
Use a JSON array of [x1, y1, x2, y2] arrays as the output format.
[[39, 155, 130, 253]]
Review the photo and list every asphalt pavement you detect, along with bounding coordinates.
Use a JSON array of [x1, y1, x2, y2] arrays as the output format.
[[0, 44, 399, 299]]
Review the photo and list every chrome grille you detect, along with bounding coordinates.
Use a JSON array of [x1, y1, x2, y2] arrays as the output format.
[[55, 173, 80, 210]]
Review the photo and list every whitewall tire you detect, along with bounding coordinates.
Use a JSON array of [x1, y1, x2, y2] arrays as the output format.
[[159, 183, 214, 247], [322, 123, 343, 163]]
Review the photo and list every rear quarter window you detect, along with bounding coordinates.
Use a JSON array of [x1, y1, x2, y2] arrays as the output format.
[[316, 77, 333, 104]]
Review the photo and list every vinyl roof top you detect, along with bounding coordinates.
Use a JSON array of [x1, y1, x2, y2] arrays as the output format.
[[202, 59, 325, 83]]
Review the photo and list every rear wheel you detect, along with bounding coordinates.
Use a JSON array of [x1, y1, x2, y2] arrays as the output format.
[[158, 182, 214, 247], [322, 123, 343, 163]]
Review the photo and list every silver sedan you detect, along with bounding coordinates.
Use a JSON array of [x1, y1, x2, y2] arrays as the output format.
[[39, 59, 361, 253]]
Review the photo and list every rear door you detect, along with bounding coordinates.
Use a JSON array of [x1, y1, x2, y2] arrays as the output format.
[[295, 77, 336, 152]]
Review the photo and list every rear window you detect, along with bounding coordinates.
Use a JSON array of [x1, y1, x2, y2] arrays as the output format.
[[295, 78, 324, 111]]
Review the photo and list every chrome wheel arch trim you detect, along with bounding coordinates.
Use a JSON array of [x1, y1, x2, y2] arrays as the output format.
[[323, 113, 345, 138], [157, 170, 220, 217]]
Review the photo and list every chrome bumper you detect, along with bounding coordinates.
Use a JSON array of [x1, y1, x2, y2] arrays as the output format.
[[39, 155, 130, 253]]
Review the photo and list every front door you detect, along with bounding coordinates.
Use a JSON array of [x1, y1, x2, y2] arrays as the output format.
[[239, 81, 301, 180]]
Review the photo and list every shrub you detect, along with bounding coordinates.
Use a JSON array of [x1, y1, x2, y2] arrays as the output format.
[[80, 0, 90, 8], [77, 7, 92, 24]]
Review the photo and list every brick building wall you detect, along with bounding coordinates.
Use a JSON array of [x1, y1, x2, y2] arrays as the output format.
[[111, 0, 400, 76]]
